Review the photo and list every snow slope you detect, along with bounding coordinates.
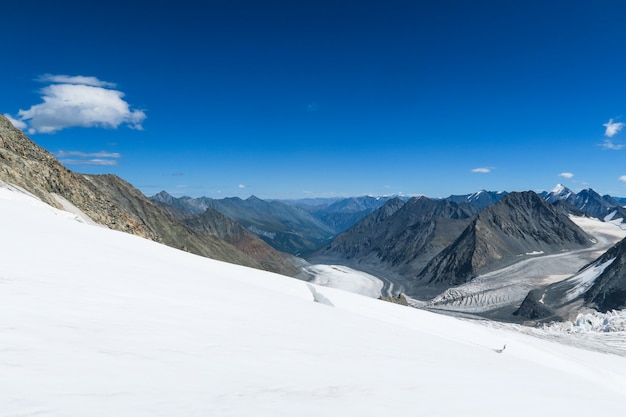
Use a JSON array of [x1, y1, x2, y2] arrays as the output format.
[[301, 264, 384, 298], [2, 183, 626, 416]]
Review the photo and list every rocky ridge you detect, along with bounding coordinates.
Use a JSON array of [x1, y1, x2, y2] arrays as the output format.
[[0, 114, 297, 275], [417, 191, 593, 286]]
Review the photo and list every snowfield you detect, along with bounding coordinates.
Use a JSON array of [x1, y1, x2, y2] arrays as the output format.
[[300, 264, 384, 298], [2, 182, 626, 416]]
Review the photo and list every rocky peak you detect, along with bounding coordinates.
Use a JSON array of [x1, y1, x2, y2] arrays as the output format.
[[417, 191, 592, 286]]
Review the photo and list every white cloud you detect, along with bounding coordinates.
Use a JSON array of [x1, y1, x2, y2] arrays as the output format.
[[3, 113, 28, 130], [603, 118, 625, 137], [619, 175, 626, 182], [600, 139, 626, 150], [36, 74, 117, 88], [558, 172, 574, 179], [10, 75, 145, 134], [471, 167, 492, 173], [58, 158, 119, 166], [238, 184, 247, 189]]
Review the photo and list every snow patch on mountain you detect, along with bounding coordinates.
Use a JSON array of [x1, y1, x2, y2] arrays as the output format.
[[564, 258, 616, 302]]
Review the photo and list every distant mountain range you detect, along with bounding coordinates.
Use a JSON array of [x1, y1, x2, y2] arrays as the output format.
[[540, 184, 626, 221], [5, 111, 626, 324], [151, 192, 395, 255], [151, 182, 626, 320]]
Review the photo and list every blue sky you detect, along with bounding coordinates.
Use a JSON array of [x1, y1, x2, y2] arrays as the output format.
[[2, 0, 626, 199]]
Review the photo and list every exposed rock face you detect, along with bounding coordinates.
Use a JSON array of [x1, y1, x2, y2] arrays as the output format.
[[583, 237, 626, 312], [0, 115, 150, 237], [0, 114, 297, 275], [315, 197, 478, 278], [550, 199, 585, 217], [513, 289, 555, 320], [417, 191, 593, 286]]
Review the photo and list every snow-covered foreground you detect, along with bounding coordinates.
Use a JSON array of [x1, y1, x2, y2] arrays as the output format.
[[301, 264, 384, 298], [2, 184, 626, 416]]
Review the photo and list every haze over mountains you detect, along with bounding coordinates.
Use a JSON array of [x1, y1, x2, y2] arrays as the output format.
[[151, 191, 393, 256]]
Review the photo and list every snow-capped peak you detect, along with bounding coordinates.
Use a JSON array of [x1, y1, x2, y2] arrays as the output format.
[[551, 183, 567, 194]]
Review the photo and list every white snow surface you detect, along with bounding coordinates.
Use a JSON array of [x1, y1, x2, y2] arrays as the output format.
[[303, 264, 384, 298], [2, 184, 626, 416]]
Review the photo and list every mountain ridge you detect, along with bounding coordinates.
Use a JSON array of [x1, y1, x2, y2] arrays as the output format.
[[0, 114, 297, 275]]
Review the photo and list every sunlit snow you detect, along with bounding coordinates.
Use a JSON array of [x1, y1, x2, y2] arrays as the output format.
[[302, 264, 384, 298], [1, 183, 626, 416]]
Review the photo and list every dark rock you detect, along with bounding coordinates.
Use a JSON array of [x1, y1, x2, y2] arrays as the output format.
[[513, 289, 555, 320], [417, 191, 593, 286]]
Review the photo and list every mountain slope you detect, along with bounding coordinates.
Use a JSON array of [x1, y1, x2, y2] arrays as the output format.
[[2, 184, 626, 416], [0, 114, 294, 274], [582, 237, 626, 311], [82, 174, 297, 275], [418, 191, 593, 286], [154, 193, 337, 256], [315, 197, 479, 281]]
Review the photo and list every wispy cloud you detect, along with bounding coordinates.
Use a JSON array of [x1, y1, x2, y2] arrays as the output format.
[[54, 150, 121, 166], [238, 184, 247, 189], [604, 118, 625, 138], [558, 172, 574, 179], [5, 74, 145, 134], [471, 167, 493, 173], [600, 139, 626, 150], [58, 158, 119, 166], [36, 74, 117, 88], [619, 175, 626, 183], [55, 150, 121, 158]]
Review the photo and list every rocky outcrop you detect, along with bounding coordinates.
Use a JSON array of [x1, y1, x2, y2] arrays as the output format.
[[0, 114, 150, 237], [513, 289, 555, 320], [583, 237, 626, 312]]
